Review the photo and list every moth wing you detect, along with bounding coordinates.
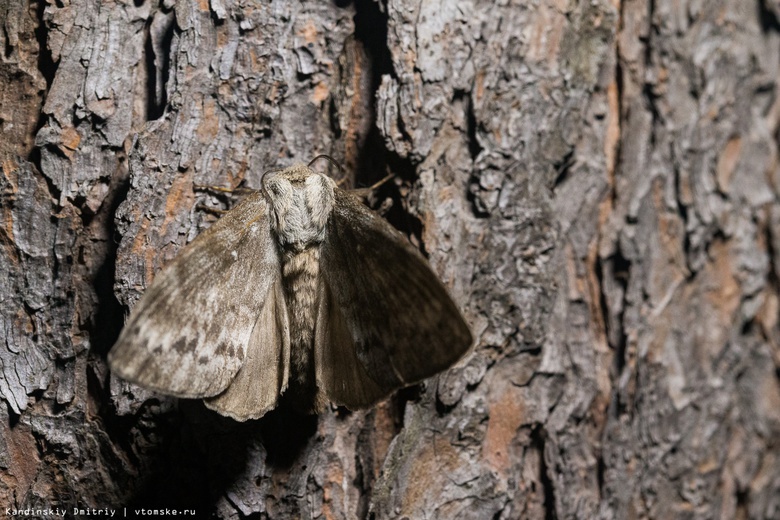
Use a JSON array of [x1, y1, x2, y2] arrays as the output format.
[[319, 189, 472, 399], [108, 191, 281, 398], [204, 278, 290, 420], [315, 280, 387, 409]]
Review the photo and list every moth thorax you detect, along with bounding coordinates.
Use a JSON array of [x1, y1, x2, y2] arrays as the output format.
[[266, 169, 335, 252]]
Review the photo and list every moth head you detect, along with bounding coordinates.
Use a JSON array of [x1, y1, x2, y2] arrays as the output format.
[[262, 163, 336, 251]]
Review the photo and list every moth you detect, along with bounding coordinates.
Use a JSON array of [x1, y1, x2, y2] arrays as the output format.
[[108, 160, 472, 421]]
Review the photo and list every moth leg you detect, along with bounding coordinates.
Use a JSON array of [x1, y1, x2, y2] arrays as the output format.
[[195, 203, 229, 216], [193, 184, 257, 196], [194, 185, 258, 216], [348, 173, 394, 199]]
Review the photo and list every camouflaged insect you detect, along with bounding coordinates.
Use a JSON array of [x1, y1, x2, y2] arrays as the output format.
[[108, 161, 472, 421]]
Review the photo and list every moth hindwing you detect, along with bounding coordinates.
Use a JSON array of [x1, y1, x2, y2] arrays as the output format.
[[109, 162, 472, 420]]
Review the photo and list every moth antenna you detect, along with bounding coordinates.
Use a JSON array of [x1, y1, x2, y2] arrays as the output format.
[[308, 154, 344, 174], [260, 168, 285, 200]]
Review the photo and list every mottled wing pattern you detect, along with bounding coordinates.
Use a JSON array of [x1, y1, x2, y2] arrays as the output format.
[[319, 189, 472, 400], [205, 278, 290, 420], [314, 279, 387, 409], [108, 192, 281, 398]]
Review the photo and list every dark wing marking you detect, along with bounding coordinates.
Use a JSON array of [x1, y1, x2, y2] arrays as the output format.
[[319, 189, 472, 401], [204, 277, 290, 420], [108, 191, 281, 398]]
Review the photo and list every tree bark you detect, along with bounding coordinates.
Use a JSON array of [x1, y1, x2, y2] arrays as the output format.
[[1, 0, 779, 518]]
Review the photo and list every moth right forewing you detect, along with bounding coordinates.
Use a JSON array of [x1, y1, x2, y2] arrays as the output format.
[[204, 278, 291, 421], [321, 190, 473, 388], [108, 192, 281, 398], [315, 279, 390, 409]]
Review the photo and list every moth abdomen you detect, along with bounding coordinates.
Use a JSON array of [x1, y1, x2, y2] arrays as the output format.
[[281, 246, 326, 412]]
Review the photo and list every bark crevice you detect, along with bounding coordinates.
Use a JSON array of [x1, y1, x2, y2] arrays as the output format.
[[32, 0, 57, 91]]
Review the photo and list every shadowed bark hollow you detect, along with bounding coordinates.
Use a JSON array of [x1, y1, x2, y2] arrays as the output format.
[[1, 0, 779, 518]]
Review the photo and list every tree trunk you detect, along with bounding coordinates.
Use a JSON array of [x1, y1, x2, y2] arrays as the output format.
[[2, 0, 779, 518]]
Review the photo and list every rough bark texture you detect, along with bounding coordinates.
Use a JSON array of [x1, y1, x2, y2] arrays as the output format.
[[1, 0, 779, 518]]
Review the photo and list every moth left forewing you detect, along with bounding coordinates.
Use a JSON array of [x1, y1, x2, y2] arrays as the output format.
[[319, 189, 473, 401], [109, 192, 281, 399]]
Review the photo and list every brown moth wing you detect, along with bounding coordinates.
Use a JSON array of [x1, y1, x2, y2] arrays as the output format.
[[108, 191, 281, 399], [319, 189, 473, 399], [204, 278, 290, 420], [315, 279, 387, 409]]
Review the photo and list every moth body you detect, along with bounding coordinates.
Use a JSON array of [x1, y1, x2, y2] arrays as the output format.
[[268, 167, 337, 412], [109, 162, 473, 421]]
